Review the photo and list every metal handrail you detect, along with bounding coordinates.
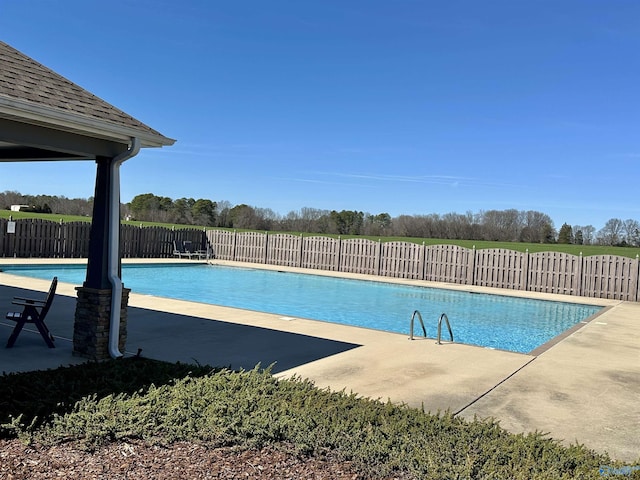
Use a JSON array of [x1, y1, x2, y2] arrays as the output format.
[[436, 313, 454, 345], [409, 310, 427, 340]]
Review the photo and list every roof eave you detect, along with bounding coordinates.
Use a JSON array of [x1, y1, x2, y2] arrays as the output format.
[[0, 96, 176, 149]]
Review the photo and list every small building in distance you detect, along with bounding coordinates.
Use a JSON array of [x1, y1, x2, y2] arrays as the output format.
[[10, 205, 30, 212]]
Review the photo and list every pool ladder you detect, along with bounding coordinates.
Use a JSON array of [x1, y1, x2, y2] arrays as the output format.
[[409, 310, 454, 344]]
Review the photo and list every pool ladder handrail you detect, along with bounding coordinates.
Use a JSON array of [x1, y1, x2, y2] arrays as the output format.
[[409, 310, 426, 340], [436, 313, 454, 345], [408, 310, 454, 344]]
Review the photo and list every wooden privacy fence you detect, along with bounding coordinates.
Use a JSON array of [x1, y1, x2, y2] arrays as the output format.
[[0, 218, 207, 259], [207, 230, 640, 302], [1, 219, 637, 302]]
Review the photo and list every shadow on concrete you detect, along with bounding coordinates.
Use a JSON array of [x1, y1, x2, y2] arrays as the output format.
[[126, 306, 361, 374], [0, 285, 361, 375]]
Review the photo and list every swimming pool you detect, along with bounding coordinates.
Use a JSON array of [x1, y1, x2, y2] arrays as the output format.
[[1, 263, 602, 354]]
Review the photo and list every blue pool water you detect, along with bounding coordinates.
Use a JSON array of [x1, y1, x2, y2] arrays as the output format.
[[1, 263, 602, 353]]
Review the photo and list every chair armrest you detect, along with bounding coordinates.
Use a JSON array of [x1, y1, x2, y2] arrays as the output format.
[[11, 299, 43, 308], [13, 297, 46, 303], [12, 296, 45, 304], [13, 297, 40, 302]]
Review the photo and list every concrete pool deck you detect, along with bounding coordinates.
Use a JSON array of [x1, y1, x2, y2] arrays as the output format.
[[0, 258, 638, 462]]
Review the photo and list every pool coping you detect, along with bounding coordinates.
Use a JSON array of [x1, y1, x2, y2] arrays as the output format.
[[0, 258, 637, 462], [527, 305, 613, 356]]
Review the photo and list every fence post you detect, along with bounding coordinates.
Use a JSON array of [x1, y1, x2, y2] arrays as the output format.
[[577, 251, 583, 297], [471, 245, 477, 286], [633, 254, 640, 302], [264, 231, 269, 264], [299, 233, 304, 268], [57, 218, 64, 259], [336, 236, 342, 272], [135, 224, 141, 258], [376, 238, 382, 276], [232, 229, 237, 261], [9, 216, 16, 258], [577, 252, 585, 297], [524, 248, 530, 292]]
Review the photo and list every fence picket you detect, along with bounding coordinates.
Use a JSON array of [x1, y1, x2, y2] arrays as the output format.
[[206, 230, 235, 260], [266, 233, 301, 267], [379, 241, 423, 279], [528, 251, 580, 295], [234, 231, 266, 263], [474, 248, 527, 290], [424, 245, 473, 284], [582, 255, 638, 301], [301, 236, 338, 270], [340, 238, 379, 275]]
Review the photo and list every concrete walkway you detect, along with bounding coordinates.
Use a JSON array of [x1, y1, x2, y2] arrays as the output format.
[[0, 260, 638, 462]]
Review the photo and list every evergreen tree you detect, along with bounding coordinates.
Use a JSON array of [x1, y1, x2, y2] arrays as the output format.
[[558, 223, 573, 244]]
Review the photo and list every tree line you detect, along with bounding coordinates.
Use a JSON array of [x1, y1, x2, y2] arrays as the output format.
[[0, 191, 94, 216], [1, 190, 638, 247]]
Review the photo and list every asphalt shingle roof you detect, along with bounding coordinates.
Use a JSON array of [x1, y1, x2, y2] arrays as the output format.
[[0, 41, 172, 144]]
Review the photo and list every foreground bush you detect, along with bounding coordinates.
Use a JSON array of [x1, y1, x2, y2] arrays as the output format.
[[2, 360, 631, 479], [0, 358, 216, 436]]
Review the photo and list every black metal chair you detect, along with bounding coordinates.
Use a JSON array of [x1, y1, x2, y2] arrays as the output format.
[[6, 277, 57, 348], [173, 240, 194, 259]]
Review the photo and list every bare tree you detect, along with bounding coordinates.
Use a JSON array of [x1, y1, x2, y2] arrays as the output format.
[[391, 214, 441, 238], [362, 212, 392, 236], [623, 219, 640, 247], [519, 211, 555, 243], [254, 207, 279, 230], [280, 210, 302, 232], [597, 218, 624, 245], [573, 224, 596, 245], [215, 200, 233, 228], [479, 210, 520, 241], [441, 212, 475, 239], [0, 190, 27, 209]]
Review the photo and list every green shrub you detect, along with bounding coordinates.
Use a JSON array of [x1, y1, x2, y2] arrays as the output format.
[[4, 363, 627, 479], [0, 357, 217, 437]]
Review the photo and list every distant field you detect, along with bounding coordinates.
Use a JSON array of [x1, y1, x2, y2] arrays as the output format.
[[1, 210, 91, 223], [2, 210, 639, 258]]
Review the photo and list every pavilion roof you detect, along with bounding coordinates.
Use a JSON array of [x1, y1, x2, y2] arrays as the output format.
[[0, 41, 175, 153]]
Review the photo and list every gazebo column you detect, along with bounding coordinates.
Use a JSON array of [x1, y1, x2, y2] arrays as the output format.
[[73, 155, 129, 360]]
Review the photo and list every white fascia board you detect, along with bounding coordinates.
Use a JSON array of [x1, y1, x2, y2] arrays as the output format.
[[0, 97, 175, 148]]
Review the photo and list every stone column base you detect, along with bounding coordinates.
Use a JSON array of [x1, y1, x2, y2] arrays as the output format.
[[73, 286, 130, 361]]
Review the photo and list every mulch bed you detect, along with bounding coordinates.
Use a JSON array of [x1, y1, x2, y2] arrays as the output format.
[[0, 439, 410, 479]]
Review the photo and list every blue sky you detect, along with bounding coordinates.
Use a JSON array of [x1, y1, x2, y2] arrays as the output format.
[[1, 1, 639, 230]]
